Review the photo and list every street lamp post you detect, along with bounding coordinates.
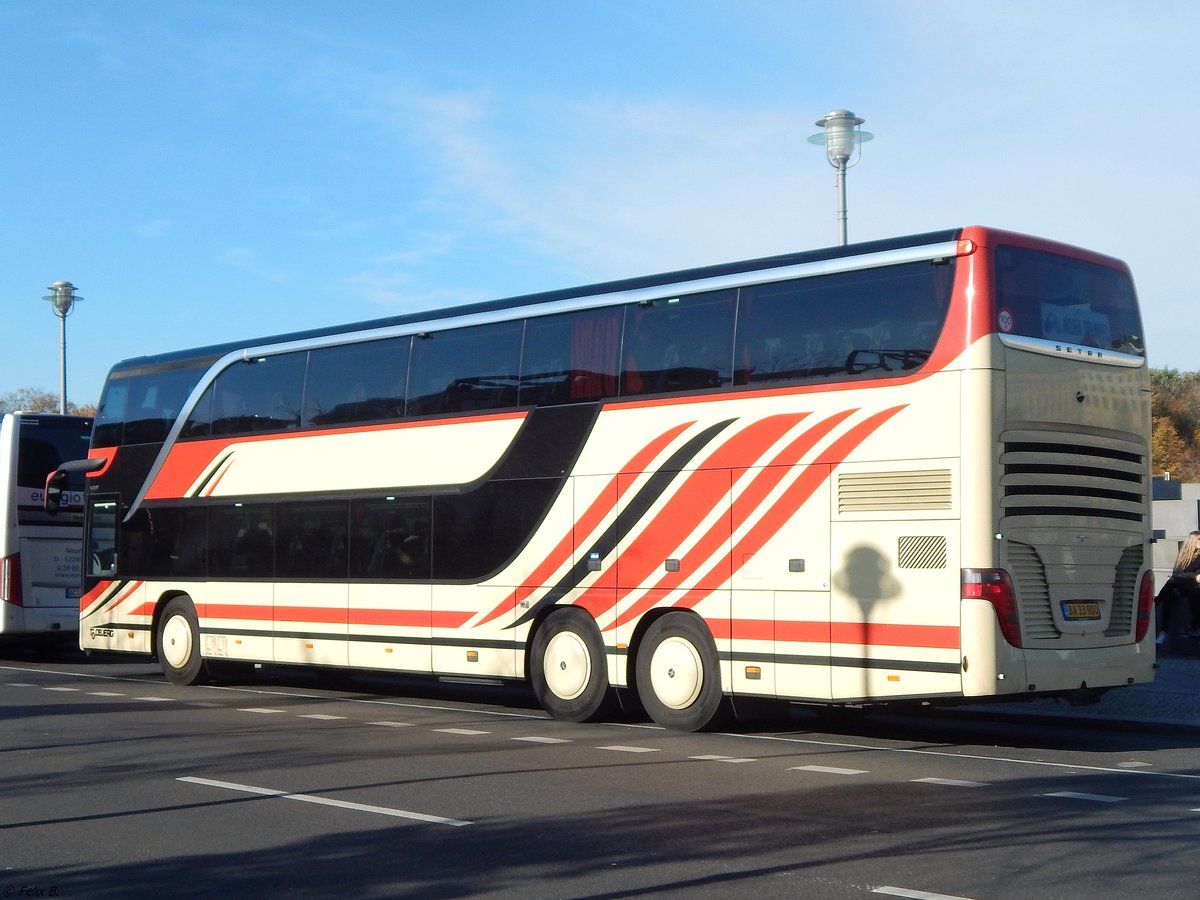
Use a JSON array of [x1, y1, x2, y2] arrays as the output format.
[[42, 280, 83, 414], [807, 109, 873, 246]]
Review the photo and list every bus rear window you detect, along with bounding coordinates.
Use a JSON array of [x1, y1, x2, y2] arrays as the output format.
[[993, 246, 1143, 356]]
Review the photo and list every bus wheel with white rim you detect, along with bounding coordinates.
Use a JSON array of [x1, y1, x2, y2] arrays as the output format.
[[156, 596, 208, 686], [530, 607, 614, 722], [635, 613, 729, 732]]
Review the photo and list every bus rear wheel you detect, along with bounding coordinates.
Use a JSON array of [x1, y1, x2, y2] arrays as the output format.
[[530, 608, 614, 722], [635, 613, 729, 732], [156, 596, 208, 686]]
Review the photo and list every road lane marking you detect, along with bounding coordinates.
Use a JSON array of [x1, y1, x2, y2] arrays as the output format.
[[1042, 791, 1126, 803], [912, 777, 988, 788], [368, 721, 414, 728], [599, 745, 659, 753], [299, 714, 347, 721], [88, 691, 125, 697], [873, 887, 975, 900], [690, 755, 755, 763], [238, 708, 287, 714], [6, 682, 36, 687], [513, 736, 571, 744], [434, 728, 490, 735], [43, 686, 79, 692], [792, 765, 868, 775], [178, 776, 472, 826], [134, 696, 173, 702]]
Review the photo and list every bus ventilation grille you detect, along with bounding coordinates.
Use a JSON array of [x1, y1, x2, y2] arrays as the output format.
[[1000, 429, 1146, 524], [1105, 543, 1142, 637], [1006, 540, 1059, 640], [837, 469, 952, 513]]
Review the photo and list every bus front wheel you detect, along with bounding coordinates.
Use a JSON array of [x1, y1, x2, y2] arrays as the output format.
[[635, 613, 729, 732], [530, 607, 614, 722], [156, 596, 208, 686]]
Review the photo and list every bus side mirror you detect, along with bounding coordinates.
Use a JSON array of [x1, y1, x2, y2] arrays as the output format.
[[44, 469, 67, 515]]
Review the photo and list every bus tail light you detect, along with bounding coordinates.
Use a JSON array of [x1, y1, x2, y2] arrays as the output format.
[[1, 553, 22, 606], [1135, 570, 1155, 643], [962, 568, 1021, 648]]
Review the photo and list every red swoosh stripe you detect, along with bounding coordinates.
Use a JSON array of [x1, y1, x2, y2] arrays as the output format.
[[473, 419, 695, 626]]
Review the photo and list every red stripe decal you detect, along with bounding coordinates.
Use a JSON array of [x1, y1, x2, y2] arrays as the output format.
[[710, 619, 959, 650], [474, 420, 695, 626]]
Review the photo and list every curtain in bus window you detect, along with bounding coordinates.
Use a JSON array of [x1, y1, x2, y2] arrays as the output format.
[[518, 307, 621, 406], [305, 338, 410, 427], [406, 321, 522, 417], [619, 290, 735, 397]]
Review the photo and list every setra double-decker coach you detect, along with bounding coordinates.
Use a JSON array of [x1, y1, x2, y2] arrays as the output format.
[[61, 226, 1154, 730]]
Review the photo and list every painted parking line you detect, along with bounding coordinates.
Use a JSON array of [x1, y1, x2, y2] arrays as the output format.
[[911, 777, 988, 788], [1043, 791, 1126, 803], [178, 776, 472, 826], [512, 736, 571, 744], [873, 886, 975, 900], [792, 765, 869, 775]]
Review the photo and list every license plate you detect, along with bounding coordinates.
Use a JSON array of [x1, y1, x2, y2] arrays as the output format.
[[1062, 601, 1101, 620]]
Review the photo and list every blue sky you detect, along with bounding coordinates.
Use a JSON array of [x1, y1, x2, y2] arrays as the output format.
[[2, 0, 1196, 406]]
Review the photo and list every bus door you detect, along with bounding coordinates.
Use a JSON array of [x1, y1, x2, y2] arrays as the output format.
[[731, 466, 833, 702]]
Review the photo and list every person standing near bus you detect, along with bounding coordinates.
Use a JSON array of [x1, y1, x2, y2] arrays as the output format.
[[1157, 530, 1200, 644]]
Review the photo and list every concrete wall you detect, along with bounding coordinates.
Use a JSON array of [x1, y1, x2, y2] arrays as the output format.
[[1152, 478, 1200, 579]]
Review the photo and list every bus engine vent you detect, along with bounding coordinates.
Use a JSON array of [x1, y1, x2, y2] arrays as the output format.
[[1006, 540, 1058, 640], [838, 469, 952, 513], [898, 535, 947, 569], [1104, 543, 1142, 637], [1000, 429, 1146, 524]]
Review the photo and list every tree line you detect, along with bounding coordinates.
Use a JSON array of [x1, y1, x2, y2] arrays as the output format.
[[0, 387, 96, 417]]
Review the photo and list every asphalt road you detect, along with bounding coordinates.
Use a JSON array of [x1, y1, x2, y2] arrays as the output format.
[[2, 647, 1198, 899]]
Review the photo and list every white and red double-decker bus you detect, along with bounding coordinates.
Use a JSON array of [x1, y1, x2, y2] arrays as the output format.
[[66, 226, 1153, 729]]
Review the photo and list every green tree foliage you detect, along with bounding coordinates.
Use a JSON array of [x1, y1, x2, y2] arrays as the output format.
[[1151, 368, 1200, 480], [0, 387, 96, 417]]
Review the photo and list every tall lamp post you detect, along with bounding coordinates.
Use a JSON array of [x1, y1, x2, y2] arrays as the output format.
[[43, 280, 83, 414], [807, 109, 873, 246]]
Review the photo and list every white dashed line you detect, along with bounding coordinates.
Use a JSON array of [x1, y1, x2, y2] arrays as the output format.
[[299, 714, 347, 721], [6, 682, 36, 687], [1043, 791, 1126, 803], [368, 721, 414, 728], [792, 765, 869, 775], [912, 777, 988, 788], [178, 776, 472, 826], [134, 696, 173, 702], [433, 728, 490, 735], [873, 886, 975, 900], [689, 755, 755, 763], [43, 686, 79, 692], [512, 736, 571, 744], [599, 745, 659, 753], [239, 708, 287, 714], [88, 691, 125, 697]]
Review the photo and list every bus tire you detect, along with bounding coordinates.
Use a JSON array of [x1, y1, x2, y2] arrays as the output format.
[[156, 596, 208, 686], [530, 607, 613, 722], [635, 613, 728, 732]]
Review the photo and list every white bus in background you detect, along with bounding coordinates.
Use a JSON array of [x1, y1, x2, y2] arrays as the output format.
[[0, 412, 93, 639]]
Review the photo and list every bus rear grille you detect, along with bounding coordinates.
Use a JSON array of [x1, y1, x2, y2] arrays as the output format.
[[1000, 429, 1147, 524], [1105, 543, 1142, 637], [1007, 541, 1058, 640]]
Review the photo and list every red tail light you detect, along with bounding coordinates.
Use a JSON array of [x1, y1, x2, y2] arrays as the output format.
[[1135, 570, 1155, 643], [963, 568, 1021, 647], [1, 553, 22, 606]]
